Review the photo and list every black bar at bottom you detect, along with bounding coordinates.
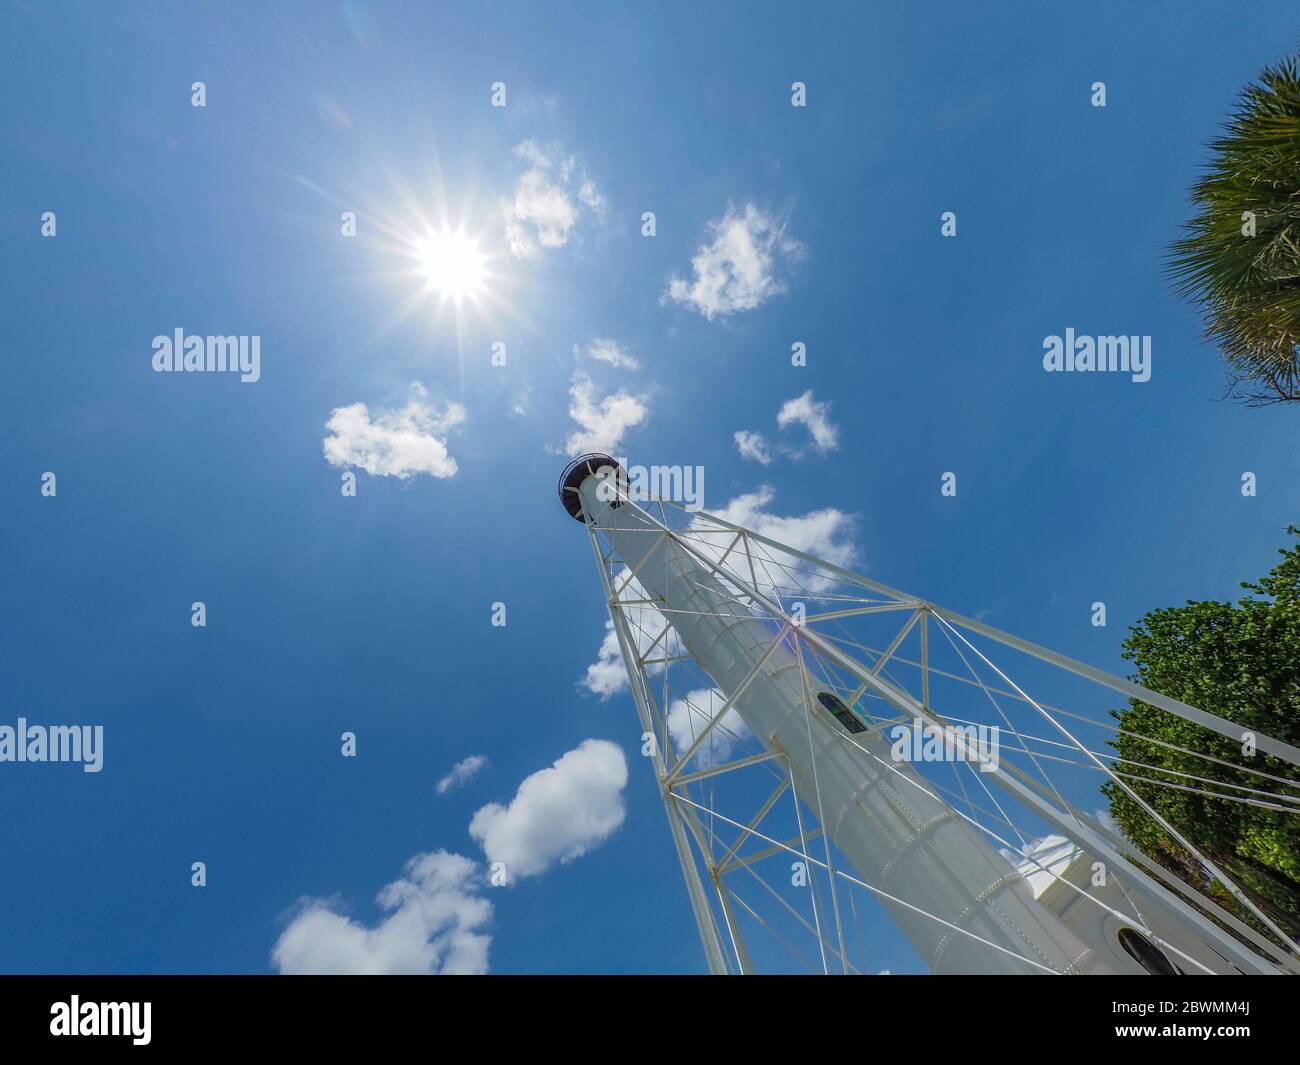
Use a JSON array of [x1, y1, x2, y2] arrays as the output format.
[[0, 973, 1288, 1052]]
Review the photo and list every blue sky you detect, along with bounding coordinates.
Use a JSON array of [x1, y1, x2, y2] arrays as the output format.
[[2, 0, 1299, 974]]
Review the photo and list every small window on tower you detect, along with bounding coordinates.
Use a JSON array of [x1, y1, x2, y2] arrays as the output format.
[[1116, 928, 1179, 975], [816, 691, 866, 734]]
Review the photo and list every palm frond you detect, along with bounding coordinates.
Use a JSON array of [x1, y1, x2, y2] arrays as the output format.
[[1168, 56, 1300, 403]]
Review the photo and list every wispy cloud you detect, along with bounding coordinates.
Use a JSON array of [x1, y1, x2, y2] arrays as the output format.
[[502, 140, 605, 258], [323, 383, 464, 479], [436, 754, 489, 796], [733, 429, 774, 465], [664, 203, 802, 319], [468, 739, 628, 879], [578, 337, 640, 371]]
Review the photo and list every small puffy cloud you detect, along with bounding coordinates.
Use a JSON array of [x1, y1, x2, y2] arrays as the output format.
[[272, 850, 491, 975], [323, 383, 464, 479], [560, 371, 648, 456], [734, 429, 774, 465], [507, 169, 575, 253], [273, 742, 637, 973], [666, 687, 752, 768], [581, 620, 628, 697], [502, 140, 604, 258], [732, 392, 839, 469], [436, 754, 489, 796], [578, 338, 639, 371], [469, 739, 628, 879], [777, 390, 839, 454], [664, 203, 802, 320]]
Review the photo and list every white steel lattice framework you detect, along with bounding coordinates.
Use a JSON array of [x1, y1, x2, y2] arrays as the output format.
[[559, 455, 1300, 976]]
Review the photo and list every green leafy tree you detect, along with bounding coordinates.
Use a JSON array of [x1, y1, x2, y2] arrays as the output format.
[[1168, 56, 1300, 405], [1102, 527, 1300, 937]]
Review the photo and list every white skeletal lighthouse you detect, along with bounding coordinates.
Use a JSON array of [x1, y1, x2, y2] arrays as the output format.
[[561, 455, 1300, 976]]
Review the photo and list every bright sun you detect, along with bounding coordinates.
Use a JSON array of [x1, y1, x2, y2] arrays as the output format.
[[416, 228, 488, 302]]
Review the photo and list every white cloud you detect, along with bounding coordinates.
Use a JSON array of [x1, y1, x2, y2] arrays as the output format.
[[578, 180, 606, 214], [695, 485, 859, 595], [1004, 833, 1082, 899], [579, 338, 640, 371], [273, 742, 639, 974], [666, 687, 752, 768], [560, 371, 648, 456], [578, 566, 685, 698], [502, 140, 604, 258], [734, 429, 773, 465], [436, 754, 489, 796], [514, 139, 554, 170], [1092, 806, 1123, 840], [581, 620, 629, 696], [777, 390, 839, 454], [733, 391, 839, 468], [664, 203, 802, 319], [708, 485, 857, 569], [272, 850, 491, 975], [323, 383, 464, 479], [469, 739, 628, 879]]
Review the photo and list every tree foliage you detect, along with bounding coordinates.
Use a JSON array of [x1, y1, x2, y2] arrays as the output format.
[[1102, 527, 1300, 936]]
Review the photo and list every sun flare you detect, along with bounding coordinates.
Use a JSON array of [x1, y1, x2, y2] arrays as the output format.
[[416, 228, 488, 302]]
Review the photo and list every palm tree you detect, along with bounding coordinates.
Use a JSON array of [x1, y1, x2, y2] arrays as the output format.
[[1169, 56, 1300, 405]]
